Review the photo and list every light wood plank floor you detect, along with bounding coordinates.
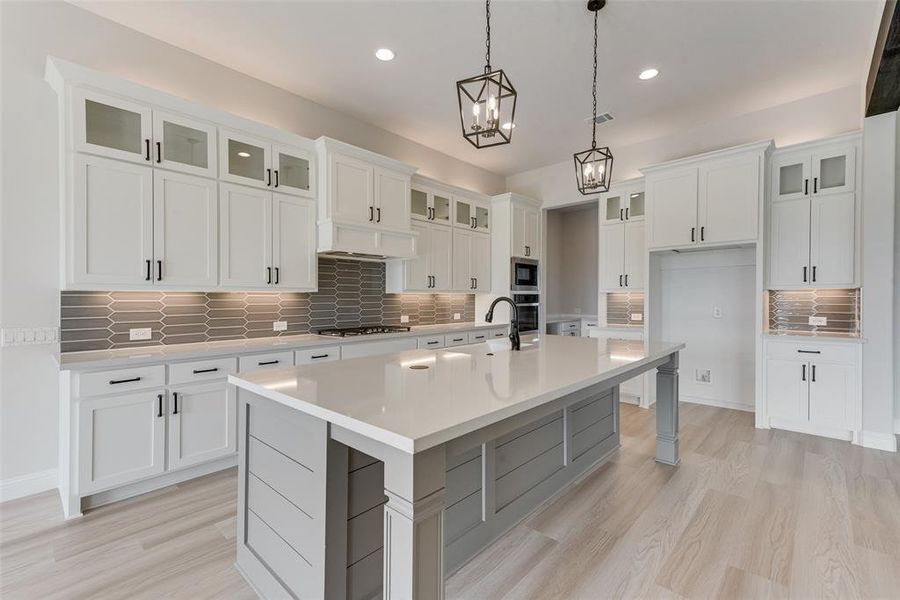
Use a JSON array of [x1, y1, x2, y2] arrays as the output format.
[[2, 403, 899, 599]]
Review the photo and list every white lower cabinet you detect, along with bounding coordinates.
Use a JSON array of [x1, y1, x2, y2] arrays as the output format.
[[765, 340, 859, 439], [168, 381, 236, 471], [78, 389, 167, 494]]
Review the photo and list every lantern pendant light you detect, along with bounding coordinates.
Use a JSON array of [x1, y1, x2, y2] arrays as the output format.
[[456, 0, 517, 149], [574, 0, 613, 194]]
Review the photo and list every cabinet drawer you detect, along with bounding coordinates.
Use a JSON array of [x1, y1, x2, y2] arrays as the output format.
[[295, 346, 341, 365], [445, 333, 469, 347], [489, 328, 508, 339], [169, 357, 237, 385], [766, 340, 858, 364], [238, 351, 294, 372], [467, 331, 489, 344], [418, 335, 445, 349], [562, 321, 579, 332], [76, 364, 166, 397]]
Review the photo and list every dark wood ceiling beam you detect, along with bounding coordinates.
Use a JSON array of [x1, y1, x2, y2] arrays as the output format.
[[866, 0, 900, 117]]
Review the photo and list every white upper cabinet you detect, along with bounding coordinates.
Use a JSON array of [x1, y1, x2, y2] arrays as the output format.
[[330, 152, 374, 225], [219, 183, 272, 288], [272, 194, 317, 291], [72, 154, 153, 287], [471, 232, 491, 292], [152, 170, 218, 288], [272, 144, 315, 198], [386, 222, 452, 292], [768, 135, 859, 289], [72, 88, 153, 165], [600, 184, 645, 225], [219, 129, 273, 190], [598, 221, 644, 291], [645, 141, 769, 251], [374, 167, 411, 230], [410, 186, 452, 226], [623, 222, 645, 289], [450, 229, 491, 292], [455, 195, 491, 233], [153, 110, 217, 178], [508, 195, 541, 259]]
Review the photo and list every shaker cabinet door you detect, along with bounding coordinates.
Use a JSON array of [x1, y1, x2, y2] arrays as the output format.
[[766, 359, 808, 424], [808, 363, 854, 432], [599, 225, 625, 292], [768, 198, 811, 288], [452, 229, 473, 291], [272, 194, 317, 291], [698, 155, 759, 244], [219, 183, 272, 288], [168, 382, 236, 471], [430, 225, 453, 291], [406, 221, 431, 291], [71, 154, 153, 287], [331, 153, 373, 224], [220, 129, 272, 189], [809, 192, 855, 287], [272, 143, 314, 198], [374, 167, 410, 230], [153, 110, 217, 178], [471, 232, 491, 292], [647, 168, 698, 249], [511, 204, 527, 258], [623, 221, 645, 290], [72, 88, 152, 165]]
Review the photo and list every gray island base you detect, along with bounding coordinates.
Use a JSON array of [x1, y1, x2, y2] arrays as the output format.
[[229, 335, 683, 599]]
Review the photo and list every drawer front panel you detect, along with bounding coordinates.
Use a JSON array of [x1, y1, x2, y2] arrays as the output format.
[[341, 337, 417, 359], [294, 346, 342, 365], [489, 328, 508, 339], [445, 333, 469, 347], [765, 340, 858, 364], [417, 335, 446, 349], [562, 321, 579, 331], [169, 357, 237, 385], [467, 331, 489, 344], [77, 364, 166, 397], [238, 351, 294, 372]]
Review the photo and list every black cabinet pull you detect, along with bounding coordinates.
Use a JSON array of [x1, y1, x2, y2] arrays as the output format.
[[811, 365, 816, 382], [311, 354, 329, 360], [173, 392, 179, 415], [267, 168, 272, 186], [427, 341, 439, 345], [156, 260, 163, 281], [797, 349, 821, 354], [474, 277, 478, 289], [452, 338, 464, 342], [803, 266, 807, 282], [812, 266, 817, 282], [376, 207, 381, 223], [109, 376, 141, 385], [700, 226, 705, 241], [804, 178, 808, 195], [625, 207, 629, 220], [145, 259, 152, 281], [266, 267, 272, 284], [691, 227, 695, 242], [274, 267, 280, 285], [157, 393, 164, 418], [473, 216, 478, 228], [369, 206, 374, 222], [156, 141, 162, 163], [802, 364, 806, 381], [258, 360, 279, 366], [274, 170, 279, 188], [624, 274, 629, 287], [813, 177, 818, 194], [619, 208, 624, 221], [144, 139, 151, 161], [192, 367, 219, 374]]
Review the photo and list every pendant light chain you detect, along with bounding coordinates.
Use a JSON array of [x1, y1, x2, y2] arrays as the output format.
[[485, 0, 492, 73], [591, 8, 598, 149]]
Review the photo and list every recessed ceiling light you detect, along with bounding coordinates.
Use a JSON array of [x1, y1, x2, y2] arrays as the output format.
[[501, 122, 515, 130], [639, 68, 659, 80], [237, 151, 251, 158], [375, 48, 395, 61]]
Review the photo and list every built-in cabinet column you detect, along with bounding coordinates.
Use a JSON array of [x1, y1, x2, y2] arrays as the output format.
[[598, 183, 645, 291]]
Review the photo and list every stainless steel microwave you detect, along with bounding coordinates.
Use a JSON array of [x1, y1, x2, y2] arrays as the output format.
[[510, 258, 539, 292]]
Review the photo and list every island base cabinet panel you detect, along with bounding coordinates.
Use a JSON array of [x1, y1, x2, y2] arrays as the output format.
[[77, 390, 166, 495], [167, 382, 235, 471]]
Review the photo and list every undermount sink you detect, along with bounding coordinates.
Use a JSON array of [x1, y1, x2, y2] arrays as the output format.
[[448, 338, 537, 355]]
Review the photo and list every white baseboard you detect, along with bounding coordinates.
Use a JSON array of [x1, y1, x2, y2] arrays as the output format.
[[680, 394, 755, 413], [0, 468, 57, 503], [857, 430, 898, 453]]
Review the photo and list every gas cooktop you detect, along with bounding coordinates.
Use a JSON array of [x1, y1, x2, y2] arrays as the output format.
[[316, 326, 412, 337]]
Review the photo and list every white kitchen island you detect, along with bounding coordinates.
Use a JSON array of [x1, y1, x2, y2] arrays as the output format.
[[228, 334, 684, 599]]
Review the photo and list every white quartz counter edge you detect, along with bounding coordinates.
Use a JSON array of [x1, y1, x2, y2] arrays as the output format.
[[763, 332, 865, 344], [228, 341, 685, 454], [57, 322, 510, 371]]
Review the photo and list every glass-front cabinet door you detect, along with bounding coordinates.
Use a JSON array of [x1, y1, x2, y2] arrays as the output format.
[[474, 203, 490, 232], [772, 152, 811, 202], [152, 111, 217, 178], [455, 197, 473, 228], [219, 129, 272, 189], [433, 192, 452, 226], [273, 144, 315, 198], [410, 187, 430, 222], [73, 88, 152, 164], [600, 191, 624, 224], [811, 145, 854, 196], [626, 190, 645, 221]]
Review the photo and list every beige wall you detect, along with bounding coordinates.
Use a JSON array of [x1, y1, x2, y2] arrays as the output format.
[[545, 205, 599, 317], [0, 0, 504, 482]]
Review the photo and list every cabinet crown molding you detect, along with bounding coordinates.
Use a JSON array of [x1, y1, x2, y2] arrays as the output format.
[[411, 174, 491, 202], [770, 130, 862, 156], [491, 192, 542, 208], [315, 136, 417, 175], [640, 139, 774, 175]]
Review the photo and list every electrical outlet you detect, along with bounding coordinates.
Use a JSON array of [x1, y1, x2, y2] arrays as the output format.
[[129, 328, 152, 341], [631, 312, 643, 322], [273, 321, 287, 332], [695, 369, 712, 384], [808, 316, 827, 327], [400, 315, 410, 323], [453, 313, 461, 320], [713, 306, 723, 319]]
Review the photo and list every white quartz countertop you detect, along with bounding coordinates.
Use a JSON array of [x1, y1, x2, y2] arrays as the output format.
[[229, 334, 684, 454], [57, 321, 509, 370], [763, 331, 865, 344]]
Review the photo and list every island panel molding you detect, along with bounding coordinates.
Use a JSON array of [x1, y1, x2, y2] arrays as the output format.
[[61, 258, 475, 352]]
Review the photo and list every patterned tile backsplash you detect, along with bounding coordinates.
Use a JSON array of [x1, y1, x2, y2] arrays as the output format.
[[60, 258, 475, 352], [767, 288, 860, 336], [606, 292, 644, 326]]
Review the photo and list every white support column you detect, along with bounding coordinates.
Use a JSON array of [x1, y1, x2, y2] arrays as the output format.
[[655, 352, 680, 465], [382, 444, 447, 600]]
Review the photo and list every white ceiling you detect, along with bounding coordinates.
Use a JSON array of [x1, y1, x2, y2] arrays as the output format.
[[72, 0, 882, 177]]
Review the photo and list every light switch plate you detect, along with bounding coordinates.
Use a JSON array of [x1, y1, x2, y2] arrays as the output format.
[[129, 328, 152, 341], [400, 315, 410, 323], [273, 321, 287, 332], [808, 316, 827, 326], [453, 313, 461, 320], [631, 313, 643, 322]]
